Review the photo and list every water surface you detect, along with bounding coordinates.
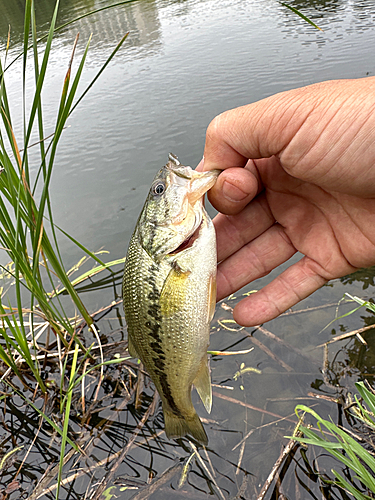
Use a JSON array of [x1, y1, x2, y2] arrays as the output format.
[[1, 1, 375, 498]]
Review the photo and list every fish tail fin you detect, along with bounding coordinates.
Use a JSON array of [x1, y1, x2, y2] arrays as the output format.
[[164, 409, 208, 446]]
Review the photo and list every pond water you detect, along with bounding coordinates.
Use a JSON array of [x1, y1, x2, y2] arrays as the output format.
[[1, 0, 375, 499]]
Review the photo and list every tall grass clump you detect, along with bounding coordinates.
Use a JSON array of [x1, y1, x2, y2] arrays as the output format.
[[0, 0, 127, 392], [294, 295, 375, 499], [295, 382, 375, 500]]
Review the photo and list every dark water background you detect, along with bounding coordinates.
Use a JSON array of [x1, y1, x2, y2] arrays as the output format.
[[1, 0, 375, 498]]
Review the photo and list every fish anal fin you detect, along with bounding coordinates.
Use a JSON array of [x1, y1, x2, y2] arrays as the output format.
[[160, 265, 190, 317], [193, 356, 212, 414], [128, 335, 139, 359], [208, 273, 216, 323], [164, 408, 208, 446]]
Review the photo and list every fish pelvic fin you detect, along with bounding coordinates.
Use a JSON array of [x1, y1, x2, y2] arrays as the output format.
[[164, 409, 208, 446], [193, 355, 212, 414]]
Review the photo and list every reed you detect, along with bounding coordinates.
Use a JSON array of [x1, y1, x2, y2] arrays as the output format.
[[293, 294, 375, 499], [295, 382, 375, 500], [0, 0, 127, 390]]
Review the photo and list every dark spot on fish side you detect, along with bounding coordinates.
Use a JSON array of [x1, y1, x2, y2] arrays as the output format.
[[150, 341, 164, 355], [154, 357, 166, 370], [148, 290, 159, 302], [148, 303, 162, 322]]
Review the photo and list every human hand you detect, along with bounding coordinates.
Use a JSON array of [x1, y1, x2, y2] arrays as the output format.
[[199, 78, 375, 326]]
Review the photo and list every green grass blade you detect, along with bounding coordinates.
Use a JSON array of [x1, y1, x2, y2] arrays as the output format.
[[41, 235, 93, 327], [280, 3, 323, 31], [0, 337, 27, 386], [22, 0, 32, 118], [0, 0, 128, 394], [356, 382, 375, 417], [24, 0, 60, 152], [0, 299, 46, 391], [332, 472, 372, 500], [0, 56, 12, 128], [50, 258, 125, 298], [294, 404, 375, 497], [70, 32, 129, 115], [56, 343, 79, 499], [53, 223, 109, 269], [32, 36, 91, 256], [346, 293, 375, 314], [69, 356, 130, 394]]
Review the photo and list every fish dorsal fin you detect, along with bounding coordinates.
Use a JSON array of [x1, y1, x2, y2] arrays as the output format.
[[193, 355, 212, 414], [160, 264, 190, 318], [128, 335, 140, 359]]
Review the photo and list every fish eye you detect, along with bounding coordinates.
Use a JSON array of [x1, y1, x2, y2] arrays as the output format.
[[152, 181, 166, 196]]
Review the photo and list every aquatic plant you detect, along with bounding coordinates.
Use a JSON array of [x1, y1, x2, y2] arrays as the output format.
[[0, 0, 127, 391], [291, 295, 375, 499], [0, 3, 129, 497], [294, 381, 375, 500]]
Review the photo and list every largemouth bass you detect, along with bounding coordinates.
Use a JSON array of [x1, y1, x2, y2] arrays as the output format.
[[122, 154, 220, 445]]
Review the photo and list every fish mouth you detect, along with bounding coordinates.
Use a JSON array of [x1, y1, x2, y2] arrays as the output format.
[[169, 220, 202, 255]]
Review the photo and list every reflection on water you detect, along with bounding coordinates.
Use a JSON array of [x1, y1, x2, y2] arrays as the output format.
[[0, 0, 162, 57], [287, 0, 343, 11], [279, 0, 375, 44], [58, 0, 162, 56]]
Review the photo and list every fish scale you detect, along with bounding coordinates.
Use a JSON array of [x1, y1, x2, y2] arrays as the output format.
[[123, 155, 220, 445]]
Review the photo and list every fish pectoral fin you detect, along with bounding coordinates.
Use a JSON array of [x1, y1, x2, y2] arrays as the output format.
[[208, 273, 216, 323], [159, 265, 190, 317], [127, 336, 140, 359], [193, 356, 212, 414], [164, 408, 208, 446]]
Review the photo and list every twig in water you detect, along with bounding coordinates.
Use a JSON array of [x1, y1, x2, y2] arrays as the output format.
[[90, 392, 157, 500], [236, 441, 246, 475], [232, 412, 296, 451], [91, 323, 104, 399], [229, 473, 249, 500], [14, 413, 43, 479], [30, 428, 166, 499], [129, 462, 183, 500], [279, 302, 338, 316], [257, 433, 301, 500], [244, 333, 293, 372], [28, 448, 77, 500], [189, 442, 226, 500], [135, 362, 145, 409], [317, 323, 374, 346], [213, 391, 296, 424], [203, 445, 216, 479], [257, 326, 316, 364]]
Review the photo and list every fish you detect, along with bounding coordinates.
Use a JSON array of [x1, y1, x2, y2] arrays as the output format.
[[122, 153, 220, 445]]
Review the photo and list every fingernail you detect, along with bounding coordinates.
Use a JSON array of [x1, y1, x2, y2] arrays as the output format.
[[222, 180, 249, 202]]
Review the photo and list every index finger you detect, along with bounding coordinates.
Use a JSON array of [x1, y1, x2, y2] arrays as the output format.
[[202, 85, 316, 172]]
